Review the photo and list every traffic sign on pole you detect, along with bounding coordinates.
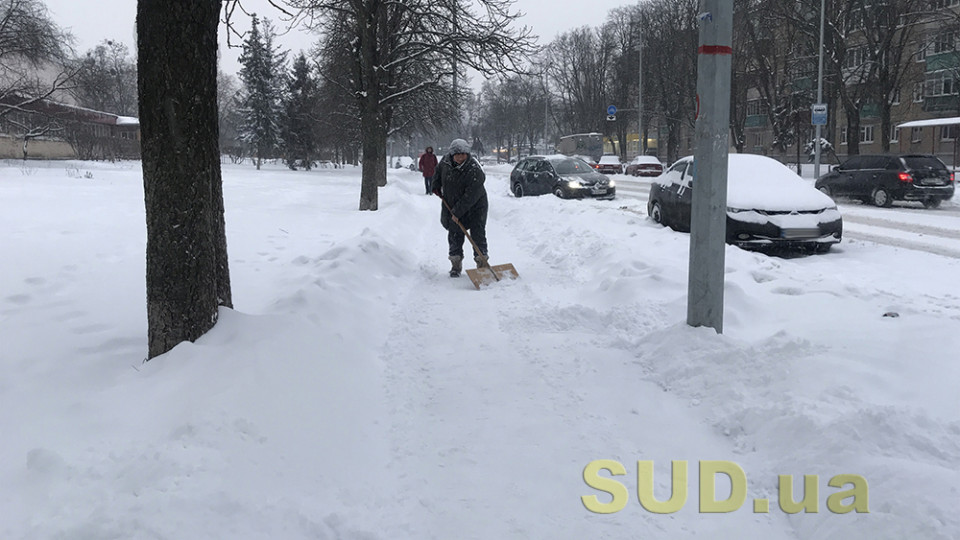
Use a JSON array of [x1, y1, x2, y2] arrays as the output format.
[[606, 114, 616, 122], [811, 103, 827, 126], [607, 105, 617, 115]]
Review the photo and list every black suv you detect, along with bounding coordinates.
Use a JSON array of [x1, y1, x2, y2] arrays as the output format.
[[815, 154, 955, 208]]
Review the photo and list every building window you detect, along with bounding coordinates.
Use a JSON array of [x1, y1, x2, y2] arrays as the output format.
[[933, 30, 958, 54], [890, 88, 901, 105], [924, 70, 959, 97], [914, 82, 925, 102], [930, 0, 960, 9], [860, 125, 875, 144], [844, 46, 869, 70], [911, 126, 923, 142], [746, 99, 769, 116], [891, 126, 900, 142], [941, 125, 959, 140], [840, 127, 848, 145], [752, 133, 763, 149]]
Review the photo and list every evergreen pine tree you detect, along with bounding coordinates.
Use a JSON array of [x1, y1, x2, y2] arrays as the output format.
[[236, 15, 287, 170], [282, 53, 320, 170]]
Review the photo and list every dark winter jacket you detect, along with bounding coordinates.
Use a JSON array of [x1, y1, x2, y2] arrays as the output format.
[[419, 152, 438, 177], [432, 153, 487, 230]]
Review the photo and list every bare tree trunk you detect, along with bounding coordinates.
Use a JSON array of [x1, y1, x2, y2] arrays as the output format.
[[359, 111, 386, 210], [138, 0, 231, 359], [846, 109, 861, 156]]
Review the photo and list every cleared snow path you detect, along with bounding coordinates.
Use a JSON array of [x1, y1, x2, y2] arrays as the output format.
[[372, 172, 800, 539]]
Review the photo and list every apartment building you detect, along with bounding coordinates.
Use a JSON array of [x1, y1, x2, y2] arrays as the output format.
[[741, 0, 960, 167]]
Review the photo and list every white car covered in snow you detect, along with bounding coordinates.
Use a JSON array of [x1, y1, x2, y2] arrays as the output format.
[[646, 154, 843, 253]]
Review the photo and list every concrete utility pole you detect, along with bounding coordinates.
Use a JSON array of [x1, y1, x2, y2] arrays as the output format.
[[687, 0, 733, 333]]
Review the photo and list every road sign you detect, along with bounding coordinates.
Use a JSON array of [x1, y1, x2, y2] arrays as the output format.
[[607, 114, 616, 122], [811, 103, 827, 126], [607, 105, 617, 115]]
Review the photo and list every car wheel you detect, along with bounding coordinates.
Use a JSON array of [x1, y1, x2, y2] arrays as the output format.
[[818, 185, 832, 197], [553, 186, 566, 199], [871, 187, 893, 207], [649, 201, 664, 225], [922, 198, 942, 209], [513, 183, 524, 198]]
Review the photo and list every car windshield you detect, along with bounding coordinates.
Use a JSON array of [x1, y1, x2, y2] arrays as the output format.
[[550, 158, 595, 175], [903, 156, 947, 170]]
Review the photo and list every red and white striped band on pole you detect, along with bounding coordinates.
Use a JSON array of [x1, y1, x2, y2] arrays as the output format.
[[697, 45, 733, 55]]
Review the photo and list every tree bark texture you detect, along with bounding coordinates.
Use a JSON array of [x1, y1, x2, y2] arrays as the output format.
[[359, 112, 387, 210], [137, 0, 232, 359], [356, 6, 387, 211]]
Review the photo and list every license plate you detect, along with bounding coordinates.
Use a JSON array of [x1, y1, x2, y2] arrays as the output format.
[[781, 228, 820, 239], [591, 188, 607, 195], [921, 178, 945, 186]]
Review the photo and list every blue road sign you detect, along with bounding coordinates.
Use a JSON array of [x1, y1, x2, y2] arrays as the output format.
[[811, 103, 827, 126], [607, 105, 617, 115]]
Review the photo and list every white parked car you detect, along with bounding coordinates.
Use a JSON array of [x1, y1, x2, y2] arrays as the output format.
[[646, 154, 843, 253]]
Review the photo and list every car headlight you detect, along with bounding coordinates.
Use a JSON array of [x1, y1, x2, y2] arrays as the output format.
[[607, 180, 616, 187], [567, 180, 581, 189]]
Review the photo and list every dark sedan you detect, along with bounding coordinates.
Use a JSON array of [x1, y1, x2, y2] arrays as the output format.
[[647, 154, 842, 253], [510, 155, 616, 200]]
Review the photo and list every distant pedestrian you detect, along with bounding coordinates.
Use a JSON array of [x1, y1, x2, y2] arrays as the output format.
[[418, 146, 438, 195], [431, 138, 488, 277]]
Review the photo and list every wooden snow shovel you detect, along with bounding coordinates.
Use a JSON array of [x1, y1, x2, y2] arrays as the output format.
[[437, 195, 519, 289]]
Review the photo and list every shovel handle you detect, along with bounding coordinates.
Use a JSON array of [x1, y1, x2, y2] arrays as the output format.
[[435, 194, 498, 280]]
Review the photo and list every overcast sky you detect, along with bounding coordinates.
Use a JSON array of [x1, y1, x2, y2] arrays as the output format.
[[44, 0, 631, 84]]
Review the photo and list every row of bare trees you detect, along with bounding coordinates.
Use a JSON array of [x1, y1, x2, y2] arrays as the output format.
[[473, 0, 960, 165]]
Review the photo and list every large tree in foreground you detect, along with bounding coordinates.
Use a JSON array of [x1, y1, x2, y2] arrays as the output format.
[[283, 0, 536, 210], [137, 0, 232, 359]]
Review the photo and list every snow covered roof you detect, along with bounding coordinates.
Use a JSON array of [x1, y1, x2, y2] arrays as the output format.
[[116, 116, 139, 126], [897, 116, 960, 128]]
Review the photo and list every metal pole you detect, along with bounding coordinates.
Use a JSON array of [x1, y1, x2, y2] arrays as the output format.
[[687, 0, 733, 333], [814, 0, 825, 179], [544, 62, 550, 154], [638, 19, 643, 155], [544, 92, 549, 154]]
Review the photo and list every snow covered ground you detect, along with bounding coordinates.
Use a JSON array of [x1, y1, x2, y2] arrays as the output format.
[[1, 158, 958, 539]]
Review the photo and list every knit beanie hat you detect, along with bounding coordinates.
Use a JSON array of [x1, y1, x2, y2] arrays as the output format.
[[449, 138, 471, 154]]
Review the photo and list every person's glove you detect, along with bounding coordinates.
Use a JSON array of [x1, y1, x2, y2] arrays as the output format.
[[432, 188, 442, 197]]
